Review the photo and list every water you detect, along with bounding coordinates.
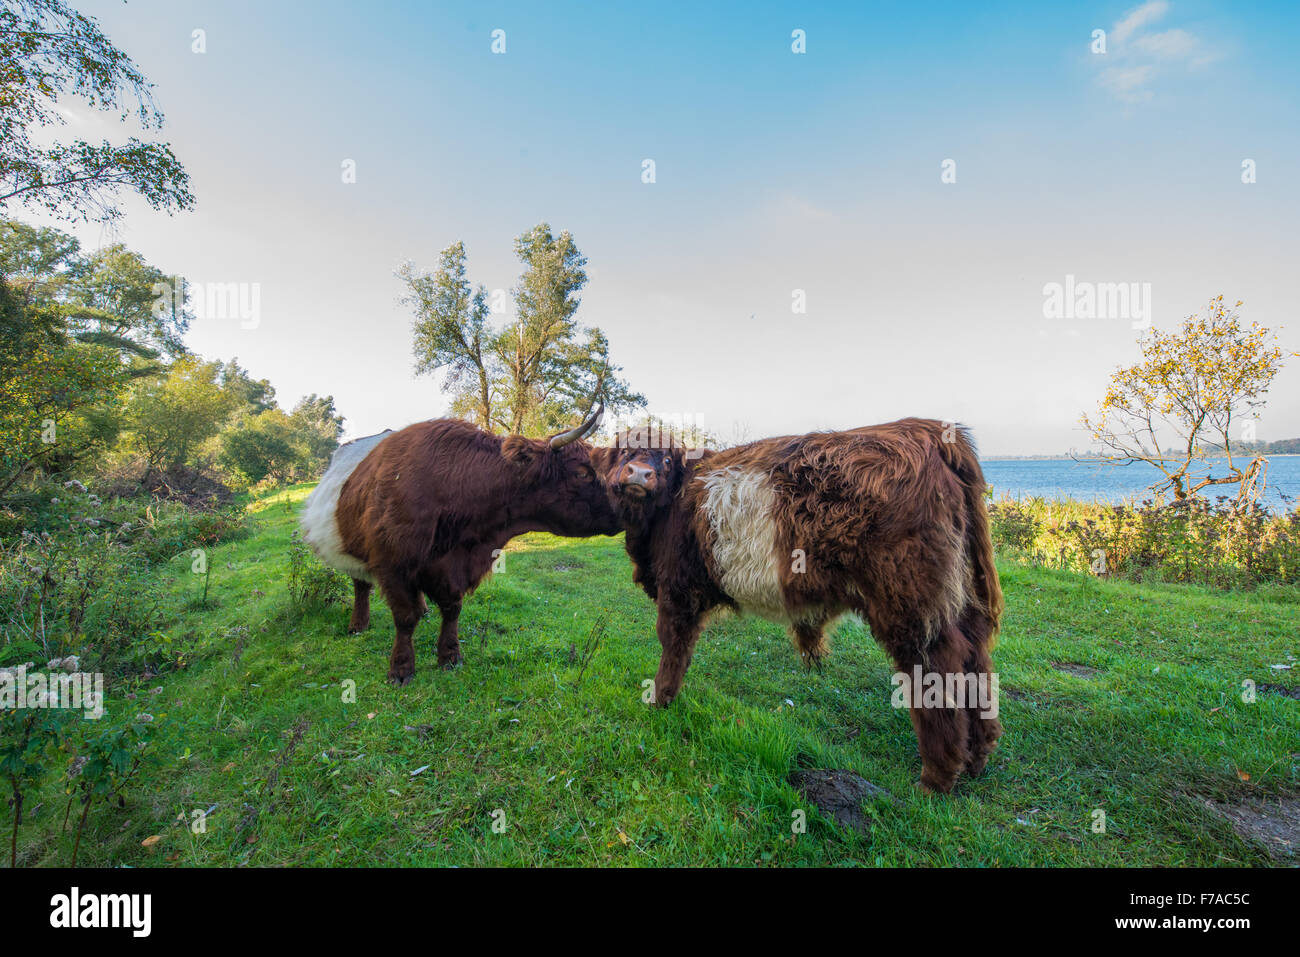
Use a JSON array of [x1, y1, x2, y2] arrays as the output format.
[[980, 457, 1300, 512]]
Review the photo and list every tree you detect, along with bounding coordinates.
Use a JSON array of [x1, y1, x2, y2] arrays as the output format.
[[288, 394, 344, 475], [65, 242, 190, 356], [402, 241, 492, 428], [0, 281, 125, 496], [1080, 296, 1295, 507], [402, 224, 644, 436], [0, 220, 188, 495], [217, 358, 276, 414], [125, 357, 236, 476], [0, 0, 192, 223], [219, 408, 298, 486], [0, 220, 184, 363]]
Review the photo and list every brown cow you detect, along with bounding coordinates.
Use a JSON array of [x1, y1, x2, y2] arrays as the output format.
[[592, 418, 1003, 793], [300, 407, 619, 685]]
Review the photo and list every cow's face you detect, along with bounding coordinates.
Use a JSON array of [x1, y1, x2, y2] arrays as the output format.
[[592, 436, 687, 524], [502, 436, 623, 537]]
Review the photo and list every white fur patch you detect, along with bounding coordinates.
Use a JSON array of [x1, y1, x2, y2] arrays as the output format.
[[299, 430, 391, 584], [697, 467, 792, 621]]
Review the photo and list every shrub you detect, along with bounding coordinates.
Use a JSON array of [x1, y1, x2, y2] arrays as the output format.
[[286, 530, 347, 609], [988, 496, 1300, 588]]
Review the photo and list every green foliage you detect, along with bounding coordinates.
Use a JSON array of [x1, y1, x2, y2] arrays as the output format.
[[64, 716, 155, 865], [286, 530, 347, 609], [0, 0, 192, 224], [219, 408, 298, 487], [288, 394, 345, 476], [125, 356, 238, 475], [1, 705, 72, 865], [402, 223, 645, 436], [0, 220, 190, 495], [2, 221, 341, 500], [0, 481, 245, 674], [989, 496, 1300, 588]]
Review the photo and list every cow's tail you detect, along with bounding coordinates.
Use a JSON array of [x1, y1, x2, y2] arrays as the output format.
[[937, 424, 1005, 777], [937, 425, 1003, 649]]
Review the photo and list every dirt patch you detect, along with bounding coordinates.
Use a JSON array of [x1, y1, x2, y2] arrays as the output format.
[[1259, 683, 1299, 701], [101, 465, 234, 508], [1051, 662, 1100, 678], [551, 561, 585, 571], [789, 769, 892, 834], [1208, 796, 1300, 862]]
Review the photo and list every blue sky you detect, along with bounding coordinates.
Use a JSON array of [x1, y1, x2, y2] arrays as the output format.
[[42, 0, 1300, 453]]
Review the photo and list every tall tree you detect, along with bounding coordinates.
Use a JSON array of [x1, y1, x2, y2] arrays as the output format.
[[1081, 296, 1295, 507], [0, 0, 192, 223], [0, 220, 180, 494], [403, 224, 644, 436], [125, 356, 236, 476], [401, 241, 493, 429], [289, 393, 345, 473]]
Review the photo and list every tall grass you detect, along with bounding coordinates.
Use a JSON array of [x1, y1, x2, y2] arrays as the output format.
[[988, 494, 1300, 589]]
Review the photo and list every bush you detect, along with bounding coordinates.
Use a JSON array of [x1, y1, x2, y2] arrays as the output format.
[[286, 530, 348, 609], [988, 496, 1300, 588], [0, 481, 246, 673]]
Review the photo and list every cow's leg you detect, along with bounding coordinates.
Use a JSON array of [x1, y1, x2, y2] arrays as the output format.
[[421, 545, 496, 670], [959, 608, 1002, 777], [891, 623, 971, 795], [381, 577, 424, 686], [791, 618, 829, 671], [434, 596, 464, 669], [652, 599, 704, 706], [348, 579, 372, 633]]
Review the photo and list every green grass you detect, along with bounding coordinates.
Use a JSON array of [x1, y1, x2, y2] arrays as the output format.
[[15, 484, 1300, 866]]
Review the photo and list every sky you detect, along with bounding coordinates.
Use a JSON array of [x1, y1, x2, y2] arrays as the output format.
[[25, 0, 1300, 454]]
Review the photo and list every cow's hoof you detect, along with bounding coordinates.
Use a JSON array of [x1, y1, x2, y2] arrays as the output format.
[[348, 622, 369, 635], [919, 774, 956, 796], [439, 654, 464, 671], [387, 669, 414, 686]]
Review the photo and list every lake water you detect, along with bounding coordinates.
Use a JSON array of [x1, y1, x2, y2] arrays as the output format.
[[980, 457, 1300, 512]]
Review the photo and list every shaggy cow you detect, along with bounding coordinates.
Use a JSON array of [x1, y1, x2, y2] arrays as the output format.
[[593, 418, 1003, 794], [300, 407, 619, 684]]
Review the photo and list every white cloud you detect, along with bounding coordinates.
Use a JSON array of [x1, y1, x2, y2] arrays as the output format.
[[1098, 65, 1156, 103], [1112, 1, 1170, 46], [1094, 2, 1221, 103], [1132, 28, 1199, 59]]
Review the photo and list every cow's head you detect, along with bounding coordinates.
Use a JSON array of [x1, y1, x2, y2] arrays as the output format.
[[591, 428, 700, 528], [501, 405, 623, 538]]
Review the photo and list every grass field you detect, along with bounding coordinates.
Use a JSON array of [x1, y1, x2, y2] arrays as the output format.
[[14, 484, 1300, 867]]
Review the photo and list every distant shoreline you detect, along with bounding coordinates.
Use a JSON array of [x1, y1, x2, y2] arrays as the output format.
[[981, 454, 1300, 462]]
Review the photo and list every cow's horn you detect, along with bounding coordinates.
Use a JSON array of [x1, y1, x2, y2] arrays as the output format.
[[550, 402, 604, 449]]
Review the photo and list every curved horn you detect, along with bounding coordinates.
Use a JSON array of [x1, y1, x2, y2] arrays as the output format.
[[550, 402, 604, 449]]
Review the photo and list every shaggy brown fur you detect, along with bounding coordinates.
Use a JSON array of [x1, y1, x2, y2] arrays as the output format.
[[591, 418, 1004, 794], [335, 418, 621, 684]]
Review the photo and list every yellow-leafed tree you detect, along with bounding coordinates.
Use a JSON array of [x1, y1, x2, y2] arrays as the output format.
[[1081, 296, 1294, 508]]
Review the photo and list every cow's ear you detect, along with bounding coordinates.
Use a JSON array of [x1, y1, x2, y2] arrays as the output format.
[[502, 436, 548, 474], [587, 446, 617, 475]]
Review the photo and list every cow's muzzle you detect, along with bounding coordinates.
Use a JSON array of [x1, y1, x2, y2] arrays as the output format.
[[617, 463, 657, 498]]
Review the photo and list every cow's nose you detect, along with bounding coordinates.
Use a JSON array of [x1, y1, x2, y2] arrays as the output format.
[[623, 464, 655, 487]]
